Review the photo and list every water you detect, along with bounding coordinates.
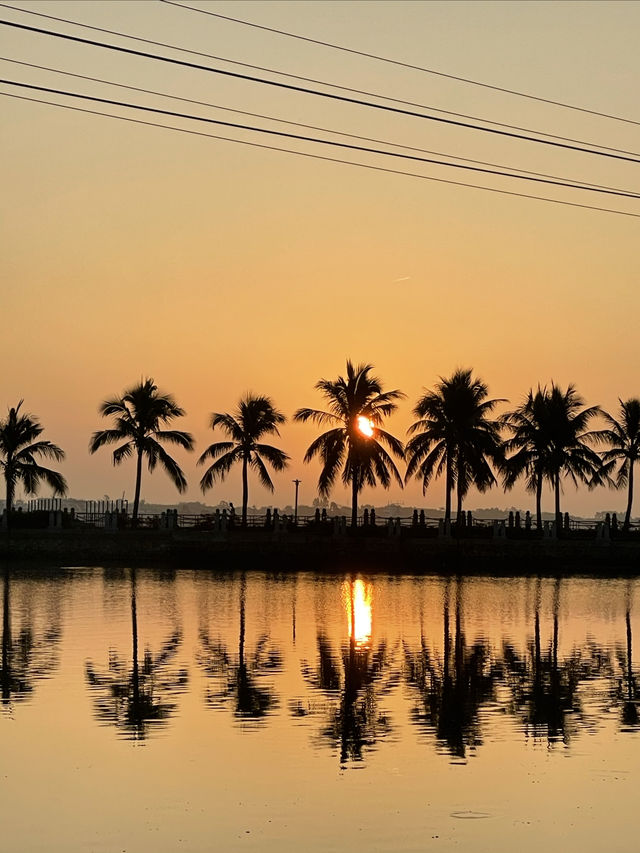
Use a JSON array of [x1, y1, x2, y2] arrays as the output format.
[[1, 566, 639, 852]]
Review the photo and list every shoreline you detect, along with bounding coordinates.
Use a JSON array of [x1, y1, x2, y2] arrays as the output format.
[[1, 529, 640, 574]]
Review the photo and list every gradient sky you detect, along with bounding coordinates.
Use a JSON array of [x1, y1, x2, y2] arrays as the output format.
[[1, 1, 639, 515]]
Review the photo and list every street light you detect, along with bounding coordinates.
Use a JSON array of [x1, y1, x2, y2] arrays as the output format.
[[293, 479, 301, 524]]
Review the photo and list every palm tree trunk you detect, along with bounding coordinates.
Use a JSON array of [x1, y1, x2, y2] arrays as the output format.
[[351, 466, 359, 528], [535, 476, 543, 531], [241, 454, 248, 527], [2, 566, 10, 701], [554, 472, 561, 528], [239, 573, 246, 668], [130, 569, 140, 721], [132, 447, 143, 525], [445, 455, 453, 525], [624, 460, 634, 531], [627, 607, 633, 701], [443, 580, 450, 685], [5, 460, 14, 521], [456, 485, 463, 523]]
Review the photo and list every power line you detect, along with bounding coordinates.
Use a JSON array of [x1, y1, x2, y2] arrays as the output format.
[[2, 56, 630, 195], [4, 90, 639, 220], [3, 0, 621, 146], [160, 0, 640, 129], [0, 11, 638, 161], [3, 78, 639, 200]]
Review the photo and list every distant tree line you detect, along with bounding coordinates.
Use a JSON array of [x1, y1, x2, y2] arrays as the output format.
[[1, 362, 639, 529]]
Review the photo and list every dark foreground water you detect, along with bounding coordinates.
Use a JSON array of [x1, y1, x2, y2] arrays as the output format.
[[1, 567, 639, 852]]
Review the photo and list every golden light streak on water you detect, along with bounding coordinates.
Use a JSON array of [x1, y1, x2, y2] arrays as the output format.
[[343, 578, 373, 647]]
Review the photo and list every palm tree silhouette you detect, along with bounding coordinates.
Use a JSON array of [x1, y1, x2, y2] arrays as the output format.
[[198, 394, 289, 527], [89, 378, 194, 524], [0, 402, 67, 519], [404, 579, 498, 759], [501, 579, 609, 744], [618, 585, 639, 727], [598, 398, 640, 531], [405, 369, 503, 524], [542, 384, 607, 526], [299, 581, 398, 764], [294, 361, 405, 528], [85, 568, 188, 740], [198, 573, 281, 720], [502, 387, 552, 530], [1, 565, 62, 712]]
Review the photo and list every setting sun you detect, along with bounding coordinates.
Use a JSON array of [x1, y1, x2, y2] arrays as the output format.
[[357, 416, 374, 437]]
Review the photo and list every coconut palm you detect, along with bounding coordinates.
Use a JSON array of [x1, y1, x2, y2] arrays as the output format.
[[294, 361, 405, 528], [598, 399, 640, 531], [85, 568, 188, 740], [89, 378, 193, 524], [2, 565, 62, 712], [404, 579, 499, 758], [198, 573, 281, 720], [405, 369, 504, 524], [198, 394, 289, 527], [542, 384, 607, 525], [502, 387, 552, 530], [0, 401, 67, 518]]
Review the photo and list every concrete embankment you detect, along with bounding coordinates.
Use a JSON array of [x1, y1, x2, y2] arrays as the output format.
[[1, 529, 639, 574]]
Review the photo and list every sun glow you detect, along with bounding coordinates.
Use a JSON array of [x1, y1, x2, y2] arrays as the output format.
[[343, 579, 373, 648], [357, 415, 374, 437]]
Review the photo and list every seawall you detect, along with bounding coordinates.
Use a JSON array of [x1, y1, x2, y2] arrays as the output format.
[[1, 528, 639, 574]]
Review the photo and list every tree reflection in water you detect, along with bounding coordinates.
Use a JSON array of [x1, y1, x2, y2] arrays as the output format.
[[404, 578, 499, 760], [616, 581, 639, 729], [502, 578, 611, 744], [298, 577, 399, 764], [1, 565, 62, 713], [85, 568, 188, 740], [198, 573, 281, 721]]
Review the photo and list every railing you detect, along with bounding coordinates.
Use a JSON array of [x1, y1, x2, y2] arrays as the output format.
[[9, 506, 640, 538]]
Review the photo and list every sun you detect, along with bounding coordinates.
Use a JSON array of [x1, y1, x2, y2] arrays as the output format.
[[357, 415, 374, 437]]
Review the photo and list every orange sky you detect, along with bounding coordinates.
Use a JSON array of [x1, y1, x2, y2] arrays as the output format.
[[1, 1, 639, 515]]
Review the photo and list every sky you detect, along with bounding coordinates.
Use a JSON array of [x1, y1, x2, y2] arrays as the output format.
[[1, 0, 639, 516]]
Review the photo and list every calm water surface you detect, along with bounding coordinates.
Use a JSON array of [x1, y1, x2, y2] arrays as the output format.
[[1, 566, 639, 852]]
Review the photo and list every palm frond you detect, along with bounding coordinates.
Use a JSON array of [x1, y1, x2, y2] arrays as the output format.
[[250, 454, 275, 492], [146, 440, 188, 492], [199, 448, 243, 492], [197, 441, 235, 466], [293, 408, 341, 427], [154, 429, 194, 450], [254, 443, 290, 471]]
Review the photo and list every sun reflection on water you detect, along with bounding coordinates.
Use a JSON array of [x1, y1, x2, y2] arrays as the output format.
[[343, 578, 373, 648]]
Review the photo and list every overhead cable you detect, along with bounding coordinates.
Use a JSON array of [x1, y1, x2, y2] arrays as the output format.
[[2, 57, 630, 194], [2, 1, 617, 143], [4, 91, 639, 220], [0, 13, 639, 162], [159, 0, 640, 128], [3, 78, 639, 199]]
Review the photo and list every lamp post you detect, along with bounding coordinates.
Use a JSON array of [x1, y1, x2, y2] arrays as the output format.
[[293, 479, 301, 525]]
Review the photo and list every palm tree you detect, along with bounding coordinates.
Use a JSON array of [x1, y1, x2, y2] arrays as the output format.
[[502, 387, 551, 531], [198, 573, 281, 719], [0, 401, 67, 519], [2, 565, 62, 712], [294, 361, 405, 528], [85, 568, 188, 739], [598, 399, 640, 531], [542, 384, 606, 525], [198, 394, 289, 527], [405, 369, 503, 524], [89, 378, 193, 524]]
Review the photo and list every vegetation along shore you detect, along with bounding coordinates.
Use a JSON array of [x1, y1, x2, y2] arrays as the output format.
[[1, 360, 639, 566]]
